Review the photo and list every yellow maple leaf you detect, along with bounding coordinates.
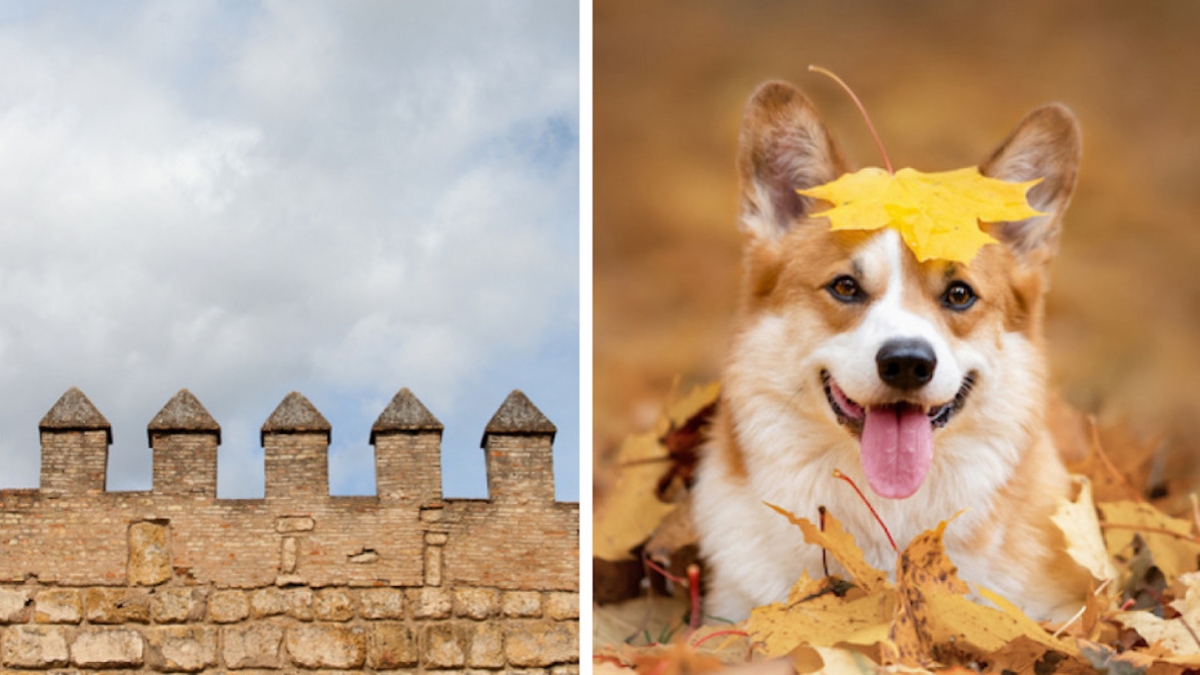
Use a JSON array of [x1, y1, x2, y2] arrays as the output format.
[[797, 166, 1042, 264]]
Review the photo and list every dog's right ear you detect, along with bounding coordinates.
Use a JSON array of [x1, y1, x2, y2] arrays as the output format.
[[737, 81, 847, 239]]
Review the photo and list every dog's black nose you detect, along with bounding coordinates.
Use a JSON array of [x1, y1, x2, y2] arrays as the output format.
[[876, 338, 937, 390]]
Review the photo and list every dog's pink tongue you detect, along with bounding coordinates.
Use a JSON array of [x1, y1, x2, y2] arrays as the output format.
[[860, 404, 933, 499]]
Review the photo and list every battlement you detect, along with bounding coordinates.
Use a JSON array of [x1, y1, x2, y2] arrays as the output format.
[[26, 386, 562, 504]]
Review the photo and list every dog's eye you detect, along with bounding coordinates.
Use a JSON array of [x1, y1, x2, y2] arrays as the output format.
[[942, 281, 977, 311], [827, 275, 864, 303]]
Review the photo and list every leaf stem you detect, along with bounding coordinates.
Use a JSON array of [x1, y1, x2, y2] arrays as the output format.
[[832, 468, 898, 553], [808, 65, 893, 175]]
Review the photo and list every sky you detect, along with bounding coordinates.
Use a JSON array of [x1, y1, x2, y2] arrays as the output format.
[[0, 0, 580, 501]]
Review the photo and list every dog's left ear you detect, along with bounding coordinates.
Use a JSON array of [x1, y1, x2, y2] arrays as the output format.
[[979, 104, 1082, 264]]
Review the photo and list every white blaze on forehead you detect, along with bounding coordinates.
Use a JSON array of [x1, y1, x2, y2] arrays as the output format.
[[816, 230, 964, 405]]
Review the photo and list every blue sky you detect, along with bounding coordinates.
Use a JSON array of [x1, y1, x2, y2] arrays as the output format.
[[0, 0, 580, 501]]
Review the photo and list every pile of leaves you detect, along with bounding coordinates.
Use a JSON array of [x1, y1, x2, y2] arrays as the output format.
[[593, 384, 1200, 674]]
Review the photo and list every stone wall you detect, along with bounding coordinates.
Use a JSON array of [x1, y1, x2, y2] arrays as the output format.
[[0, 387, 579, 673]]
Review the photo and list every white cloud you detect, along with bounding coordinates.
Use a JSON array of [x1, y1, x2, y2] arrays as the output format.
[[0, 0, 579, 500]]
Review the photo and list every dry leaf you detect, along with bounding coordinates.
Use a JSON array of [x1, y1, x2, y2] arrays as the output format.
[[594, 383, 720, 562], [764, 503, 890, 594], [797, 166, 1040, 263], [1052, 476, 1119, 583], [1099, 501, 1200, 582], [747, 580, 895, 658], [595, 430, 679, 561]]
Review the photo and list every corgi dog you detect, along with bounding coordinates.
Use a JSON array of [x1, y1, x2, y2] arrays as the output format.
[[691, 81, 1091, 623]]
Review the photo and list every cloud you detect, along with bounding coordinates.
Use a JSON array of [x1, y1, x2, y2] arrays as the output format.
[[0, 0, 579, 500]]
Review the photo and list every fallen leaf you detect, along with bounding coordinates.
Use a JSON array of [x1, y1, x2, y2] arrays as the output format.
[[764, 503, 889, 594], [797, 166, 1041, 263], [1052, 476, 1119, 583], [594, 383, 719, 563], [1099, 501, 1200, 582], [633, 640, 725, 675], [747, 578, 895, 658], [594, 430, 680, 562]]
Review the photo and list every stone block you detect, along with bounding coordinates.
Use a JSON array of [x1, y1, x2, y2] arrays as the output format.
[[151, 588, 206, 624], [410, 587, 451, 619], [275, 515, 315, 532], [552, 666, 581, 675], [504, 620, 578, 667], [422, 623, 464, 669], [0, 588, 31, 624], [284, 624, 366, 669], [223, 623, 284, 669], [454, 588, 499, 620], [85, 588, 150, 624], [34, 589, 81, 624], [128, 521, 171, 586], [249, 587, 286, 618], [314, 588, 356, 621], [359, 588, 405, 620], [502, 591, 542, 618], [468, 622, 504, 669], [145, 626, 217, 672], [545, 592, 579, 621], [2, 625, 69, 668], [208, 590, 248, 623], [71, 628, 144, 668], [367, 623, 418, 669], [286, 587, 314, 621]]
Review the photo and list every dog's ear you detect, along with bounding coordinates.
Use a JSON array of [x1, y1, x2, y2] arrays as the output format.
[[737, 81, 847, 239], [979, 104, 1082, 263]]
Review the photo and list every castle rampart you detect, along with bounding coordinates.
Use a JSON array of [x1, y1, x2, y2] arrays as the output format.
[[0, 387, 579, 672]]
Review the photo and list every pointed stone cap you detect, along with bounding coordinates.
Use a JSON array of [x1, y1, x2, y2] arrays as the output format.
[[147, 389, 221, 443], [261, 392, 331, 444], [480, 390, 556, 447], [39, 387, 113, 443], [370, 388, 443, 444]]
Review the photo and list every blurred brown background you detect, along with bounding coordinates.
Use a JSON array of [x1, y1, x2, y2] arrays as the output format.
[[594, 1, 1200, 492]]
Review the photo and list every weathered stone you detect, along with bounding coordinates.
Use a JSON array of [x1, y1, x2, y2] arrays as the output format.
[[207, 590, 248, 623], [71, 628, 144, 668], [359, 588, 405, 620], [423, 623, 465, 669], [410, 587, 451, 619], [128, 521, 171, 586], [286, 587, 314, 621], [504, 620, 578, 667], [284, 624, 365, 669], [145, 626, 217, 672], [425, 544, 443, 586], [454, 588, 499, 620], [468, 622, 505, 668], [275, 516, 315, 533], [281, 537, 298, 573], [2, 625, 69, 667], [223, 623, 284, 669], [425, 532, 449, 546], [545, 592, 579, 620], [367, 623, 418, 669], [151, 588, 205, 623], [314, 588, 355, 621], [85, 588, 150, 624], [552, 666, 581, 675], [34, 589, 81, 624], [502, 591, 542, 618], [0, 588, 32, 624], [249, 587, 286, 618]]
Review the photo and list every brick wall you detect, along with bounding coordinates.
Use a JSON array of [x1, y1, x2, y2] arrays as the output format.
[[0, 387, 579, 673]]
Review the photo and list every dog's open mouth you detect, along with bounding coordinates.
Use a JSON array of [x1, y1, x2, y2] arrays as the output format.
[[820, 370, 976, 434], [820, 369, 977, 500]]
